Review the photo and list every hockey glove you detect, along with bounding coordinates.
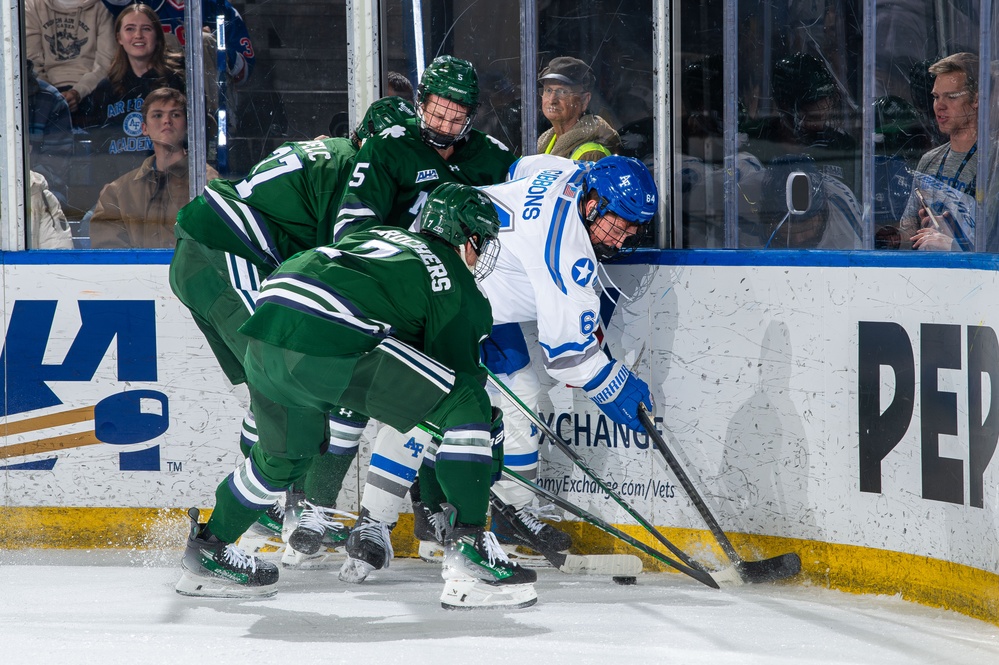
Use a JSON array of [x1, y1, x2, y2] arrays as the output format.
[[583, 360, 654, 432], [489, 406, 505, 485]]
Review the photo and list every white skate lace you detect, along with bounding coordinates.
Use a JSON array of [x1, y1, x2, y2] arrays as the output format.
[[267, 501, 286, 522], [516, 504, 563, 534], [428, 511, 446, 542], [478, 531, 512, 566], [356, 517, 395, 561], [222, 544, 258, 573], [298, 502, 356, 534]]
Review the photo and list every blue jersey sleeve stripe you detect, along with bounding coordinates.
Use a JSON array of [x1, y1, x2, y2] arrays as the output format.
[[540, 335, 598, 358], [545, 197, 572, 294]]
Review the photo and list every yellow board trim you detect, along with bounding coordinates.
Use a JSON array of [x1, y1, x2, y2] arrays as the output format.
[[1, 507, 995, 626]]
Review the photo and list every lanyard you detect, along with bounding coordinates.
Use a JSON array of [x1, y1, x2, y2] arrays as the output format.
[[934, 142, 977, 195]]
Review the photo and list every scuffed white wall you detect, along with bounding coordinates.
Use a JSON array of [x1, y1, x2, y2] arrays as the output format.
[[2, 258, 997, 575]]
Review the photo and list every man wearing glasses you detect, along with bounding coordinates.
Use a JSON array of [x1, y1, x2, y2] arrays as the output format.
[[537, 56, 620, 162], [898, 52, 979, 251]]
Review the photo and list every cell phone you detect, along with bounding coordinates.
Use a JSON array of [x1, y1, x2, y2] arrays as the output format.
[[913, 188, 942, 230]]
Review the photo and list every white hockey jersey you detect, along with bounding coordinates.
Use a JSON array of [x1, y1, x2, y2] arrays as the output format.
[[479, 154, 609, 387]]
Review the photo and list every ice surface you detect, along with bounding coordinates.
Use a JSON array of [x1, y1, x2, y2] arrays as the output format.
[[2, 549, 997, 665]]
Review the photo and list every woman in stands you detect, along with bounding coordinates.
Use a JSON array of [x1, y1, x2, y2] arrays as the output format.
[[84, 3, 185, 181]]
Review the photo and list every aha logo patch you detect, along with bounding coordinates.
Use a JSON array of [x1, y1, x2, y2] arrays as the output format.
[[572, 258, 595, 286], [415, 169, 439, 183], [123, 111, 144, 137]]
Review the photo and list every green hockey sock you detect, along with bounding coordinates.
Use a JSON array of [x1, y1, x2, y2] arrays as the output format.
[[435, 458, 491, 527], [304, 451, 356, 507], [205, 480, 265, 543], [417, 463, 446, 511]]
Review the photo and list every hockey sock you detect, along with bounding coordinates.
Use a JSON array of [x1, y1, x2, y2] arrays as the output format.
[[304, 450, 356, 507], [238, 412, 257, 458], [417, 459, 446, 511], [435, 458, 491, 527], [206, 480, 269, 543]]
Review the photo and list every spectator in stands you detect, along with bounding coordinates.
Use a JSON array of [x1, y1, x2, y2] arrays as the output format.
[[24, 0, 116, 126], [536, 56, 620, 161], [386, 71, 414, 101], [898, 53, 979, 252], [101, 0, 255, 85], [29, 170, 75, 249], [90, 88, 218, 248], [26, 59, 74, 209], [328, 71, 414, 137], [86, 4, 184, 175]]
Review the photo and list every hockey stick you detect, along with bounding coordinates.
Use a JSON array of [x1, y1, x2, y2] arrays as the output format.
[[488, 493, 643, 576], [414, 422, 641, 576], [637, 405, 801, 584], [501, 467, 718, 588], [484, 368, 711, 577]]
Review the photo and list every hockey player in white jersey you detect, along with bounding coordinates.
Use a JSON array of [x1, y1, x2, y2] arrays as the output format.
[[338, 155, 658, 584], [476, 154, 659, 553]]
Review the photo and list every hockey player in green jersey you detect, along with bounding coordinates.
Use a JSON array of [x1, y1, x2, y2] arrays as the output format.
[[169, 96, 418, 567], [176, 183, 538, 610], [332, 55, 516, 241]]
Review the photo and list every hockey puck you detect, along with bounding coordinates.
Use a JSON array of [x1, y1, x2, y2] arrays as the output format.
[[612, 576, 637, 585]]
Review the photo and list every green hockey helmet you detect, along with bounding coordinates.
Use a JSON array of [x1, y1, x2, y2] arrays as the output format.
[[353, 96, 417, 144], [417, 56, 479, 148], [420, 182, 501, 280], [418, 55, 480, 108]]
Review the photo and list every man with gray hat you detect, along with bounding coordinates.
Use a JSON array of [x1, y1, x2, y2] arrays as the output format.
[[537, 56, 620, 161]]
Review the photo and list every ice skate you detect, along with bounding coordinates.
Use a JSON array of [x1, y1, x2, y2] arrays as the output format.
[[413, 500, 446, 563], [439, 504, 537, 610], [287, 501, 353, 554], [490, 497, 572, 559], [281, 542, 348, 570], [338, 509, 394, 583], [281, 488, 306, 543], [176, 508, 279, 598], [282, 500, 353, 569], [237, 498, 286, 555]]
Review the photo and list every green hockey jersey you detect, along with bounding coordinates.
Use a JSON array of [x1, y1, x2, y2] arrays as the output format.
[[333, 125, 515, 240], [177, 138, 358, 270], [239, 226, 493, 380]]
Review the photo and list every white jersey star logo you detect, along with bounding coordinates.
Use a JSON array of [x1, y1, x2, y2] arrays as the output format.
[[572, 258, 595, 286]]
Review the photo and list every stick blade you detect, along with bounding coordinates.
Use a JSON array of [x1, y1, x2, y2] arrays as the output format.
[[737, 553, 801, 584], [557, 554, 644, 576]]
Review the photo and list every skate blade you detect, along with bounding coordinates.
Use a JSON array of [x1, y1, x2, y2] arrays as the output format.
[[497, 543, 552, 568], [281, 544, 346, 570], [440, 578, 537, 610], [418, 540, 444, 563], [237, 531, 285, 556], [338, 556, 377, 584], [175, 572, 277, 599]]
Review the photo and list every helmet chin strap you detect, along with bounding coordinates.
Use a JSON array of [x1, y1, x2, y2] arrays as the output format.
[[459, 243, 475, 274]]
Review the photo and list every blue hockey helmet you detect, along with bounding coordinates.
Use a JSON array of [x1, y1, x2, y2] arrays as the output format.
[[583, 156, 658, 261], [584, 156, 659, 225]]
